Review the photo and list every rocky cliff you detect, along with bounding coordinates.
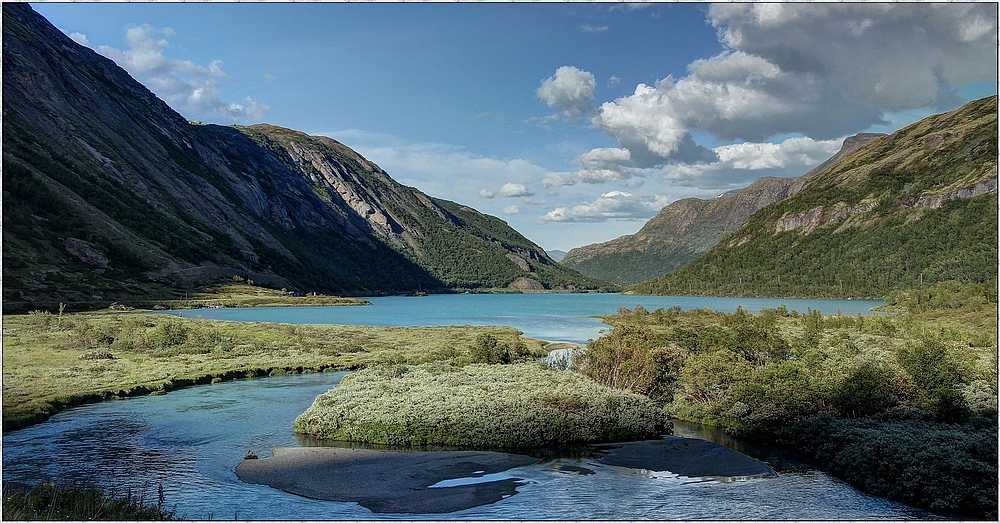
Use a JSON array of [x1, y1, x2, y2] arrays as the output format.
[[2, 4, 606, 310]]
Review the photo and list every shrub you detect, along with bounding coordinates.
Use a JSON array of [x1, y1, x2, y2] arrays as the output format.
[[778, 414, 998, 519], [469, 333, 531, 364], [831, 361, 912, 418]]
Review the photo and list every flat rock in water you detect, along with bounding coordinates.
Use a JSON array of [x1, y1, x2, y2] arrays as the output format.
[[594, 436, 776, 478], [235, 447, 540, 514]]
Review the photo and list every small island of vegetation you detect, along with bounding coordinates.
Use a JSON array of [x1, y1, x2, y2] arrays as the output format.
[[293, 360, 670, 448]]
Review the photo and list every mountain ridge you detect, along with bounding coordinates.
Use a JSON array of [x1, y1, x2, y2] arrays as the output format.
[[560, 133, 884, 284], [628, 95, 998, 298], [2, 3, 607, 311]]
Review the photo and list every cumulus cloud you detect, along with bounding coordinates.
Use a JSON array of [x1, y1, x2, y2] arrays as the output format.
[[499, 183, 534, 198], [541, 191, 671, 223], [581, 25, 609, 33], [659, 136, 843, 189], [95, 24, 269, 123], [62, 29, 90, 46], [480, 189, 495, 199], [537, 66, 597, 119], [580, 3, 996, 166], [503, 205, 521, 215]]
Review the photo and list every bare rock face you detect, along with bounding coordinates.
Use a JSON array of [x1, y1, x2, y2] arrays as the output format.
[[508, 277, 544, 290]]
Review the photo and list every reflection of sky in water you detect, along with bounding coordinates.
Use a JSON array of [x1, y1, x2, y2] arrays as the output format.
[[3, 372, 937, 520], [168, 293, 882, 344]]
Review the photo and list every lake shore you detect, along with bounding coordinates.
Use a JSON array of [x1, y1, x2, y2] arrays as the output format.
[[235, 436, 775, 514]]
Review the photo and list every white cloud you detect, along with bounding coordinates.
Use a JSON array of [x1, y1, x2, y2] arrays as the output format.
[[540, 191, 671, 223], [95, 24, 269, 123], [480, 189, 495, 199], [503, 205, 521, 215], [581, 3, 996, 166], [499, 183, 533, 198], [537, 66, 597, 119], [659, 136, 843, 189], [581, 25, 609, 33], [62, 29, 90, 46], [543, 172, 576, 188]]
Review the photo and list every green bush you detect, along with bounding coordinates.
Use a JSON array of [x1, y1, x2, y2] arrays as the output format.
[[831, 361, 912, 418], [778, 413, 998, 519]]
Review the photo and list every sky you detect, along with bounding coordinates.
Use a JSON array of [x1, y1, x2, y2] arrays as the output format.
[[34, 2, 998, 252]]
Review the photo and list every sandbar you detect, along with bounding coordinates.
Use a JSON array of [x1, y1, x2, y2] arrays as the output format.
[[235, 447, 540, 514], [237, 436, 774, 515], [593, 436, 777, 478]]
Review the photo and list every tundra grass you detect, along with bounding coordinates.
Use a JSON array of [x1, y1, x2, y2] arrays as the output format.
[[133, 283, 371, 309], [293, 362, 670, 448], [1, 481, 174, 521], [1, 311, 543, 431]]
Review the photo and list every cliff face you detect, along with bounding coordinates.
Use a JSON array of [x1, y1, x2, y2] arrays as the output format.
[[2, 4, 605, 309], [560, 133, 883, 285], [628, 96, 998, 298]]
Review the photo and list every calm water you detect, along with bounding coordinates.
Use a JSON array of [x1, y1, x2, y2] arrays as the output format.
[[2, 372, 939, 520], [168, 293, 883, 344]]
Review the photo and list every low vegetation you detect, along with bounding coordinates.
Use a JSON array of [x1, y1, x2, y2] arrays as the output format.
[[293, 362, 670, 448], [578, 280, 997, 518], [1, 482, 174, 520], [1, 311, 544, 431]]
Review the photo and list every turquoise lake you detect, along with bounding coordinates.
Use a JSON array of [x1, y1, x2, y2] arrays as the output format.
[[168, 293, 884, 344]]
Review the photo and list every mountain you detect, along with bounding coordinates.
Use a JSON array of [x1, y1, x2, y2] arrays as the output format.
[[560, 134, 883, 285], [546, 250, 568, 262], [1, 4, 607, 311], [628, 96, 998, 299]]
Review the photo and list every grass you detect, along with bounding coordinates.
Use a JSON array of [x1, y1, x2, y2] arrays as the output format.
[[1, 481, 174, 520], [1, 310, 544, 431], [293, 362, 670, 448], [131, 283, 371, 309]]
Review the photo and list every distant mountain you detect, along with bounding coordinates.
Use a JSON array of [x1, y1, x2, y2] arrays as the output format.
[[561, 134, 883, 285], [628, 96, 998, 298], [2, 4, 607, 311], [546, 250, 568, 262]]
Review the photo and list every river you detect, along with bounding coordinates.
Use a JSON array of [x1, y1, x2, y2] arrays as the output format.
[[4, 293, 941, 520], [1, 372, 939, 520]]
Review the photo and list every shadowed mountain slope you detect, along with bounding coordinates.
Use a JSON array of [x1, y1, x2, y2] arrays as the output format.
[[2, 4, 606, 311]]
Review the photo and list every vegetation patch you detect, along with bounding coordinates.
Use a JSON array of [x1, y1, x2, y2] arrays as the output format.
[[293, 362, 670, 448], [577, 282, 997, 518], [1, 481, 174, 520], [1, 312, 542, 431]]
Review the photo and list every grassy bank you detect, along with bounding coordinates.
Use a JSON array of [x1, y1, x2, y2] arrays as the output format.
[[1, 311, 543, 431], [293, 362, 670, 447], [2, 283, 371, 315], [579, 281, 997, 518], [1, 482, 174, 520]]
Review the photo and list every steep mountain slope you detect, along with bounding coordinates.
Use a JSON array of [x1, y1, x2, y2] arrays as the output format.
[[561, 134, 883, 284], [628, 96, 998, 298], [2, 4, 605, 311]]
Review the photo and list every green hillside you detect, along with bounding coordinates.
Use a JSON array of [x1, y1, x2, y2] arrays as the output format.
[[628, 96, 998, 299]]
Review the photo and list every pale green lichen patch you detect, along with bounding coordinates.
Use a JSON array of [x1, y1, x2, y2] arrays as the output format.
[[293, 362, 670, 448]]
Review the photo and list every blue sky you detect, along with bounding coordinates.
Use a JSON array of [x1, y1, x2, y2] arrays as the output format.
[[35, 2, 997, 252]]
